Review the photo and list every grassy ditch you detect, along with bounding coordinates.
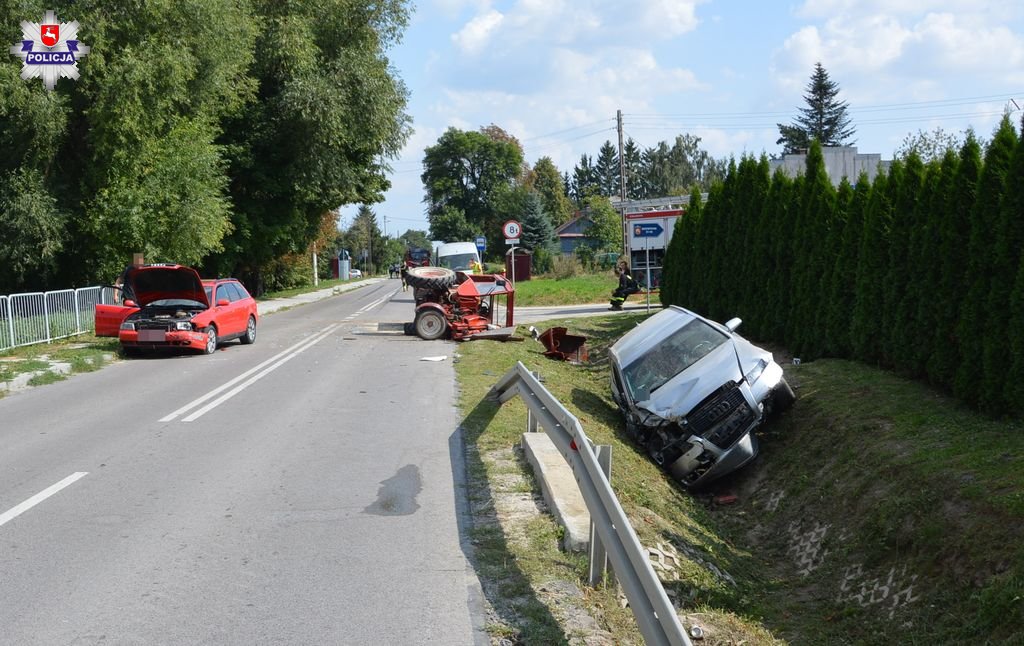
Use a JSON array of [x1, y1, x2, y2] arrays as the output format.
[[453, 313, 1024, 644]]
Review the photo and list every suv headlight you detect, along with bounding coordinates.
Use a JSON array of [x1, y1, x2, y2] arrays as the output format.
[[744, 358, 767, 384], [174, 321, 193, 331], [120, 321, 135, 331]]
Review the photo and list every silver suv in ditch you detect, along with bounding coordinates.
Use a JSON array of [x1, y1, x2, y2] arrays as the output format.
[[609, 305, 794, 488]]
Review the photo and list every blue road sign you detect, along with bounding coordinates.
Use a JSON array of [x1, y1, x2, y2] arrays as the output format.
[[475, 235, 487, 253], [633, 223, 664, 238]]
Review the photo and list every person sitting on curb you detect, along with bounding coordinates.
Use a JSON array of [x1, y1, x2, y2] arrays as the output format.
[[609, 261, 640, 310]]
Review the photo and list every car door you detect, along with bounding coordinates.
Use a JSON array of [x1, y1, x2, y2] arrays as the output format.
[[94, 303, 136, 337], [221, 282, 247, 337]]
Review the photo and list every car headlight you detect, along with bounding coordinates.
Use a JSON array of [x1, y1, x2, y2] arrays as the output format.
[[174, 321, 193, 331], [120, 321, 135, 331], [744, 358, 767, 384]]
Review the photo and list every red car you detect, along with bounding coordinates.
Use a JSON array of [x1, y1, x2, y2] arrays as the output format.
[[95, 264, 258, 355]]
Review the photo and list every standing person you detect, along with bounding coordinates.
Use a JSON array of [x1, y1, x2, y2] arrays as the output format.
[[609, 261, 640, 310], [401, 265, 409, 291]]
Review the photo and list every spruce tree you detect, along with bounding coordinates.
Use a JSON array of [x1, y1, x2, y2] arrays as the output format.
[[777, 62, 857, 154], [595, 141, 619, 198], [520, 192, 554, 252], [955, 116, 1017, 406], [927, 134, 981, 390]]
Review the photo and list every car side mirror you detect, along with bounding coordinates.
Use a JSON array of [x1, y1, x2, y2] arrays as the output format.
[[725, 317, 742, 332], [124, 299, 137, 308], [217, 299, 230, 307]]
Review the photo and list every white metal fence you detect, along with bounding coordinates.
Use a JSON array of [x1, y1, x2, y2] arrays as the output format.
[[0, 286, 113, 352]]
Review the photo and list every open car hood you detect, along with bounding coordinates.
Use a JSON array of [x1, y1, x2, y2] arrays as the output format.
[[122, 264, 209, 308]]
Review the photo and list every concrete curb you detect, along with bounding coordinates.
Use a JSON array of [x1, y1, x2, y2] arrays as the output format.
[[521, 432, 591, 552]]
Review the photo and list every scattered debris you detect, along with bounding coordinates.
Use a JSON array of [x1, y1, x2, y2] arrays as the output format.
[[689, 625, 705, 639], [713, 493, 739, 506], [419, 355, 447, 362]]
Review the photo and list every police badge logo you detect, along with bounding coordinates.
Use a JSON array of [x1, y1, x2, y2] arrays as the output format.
[[9, 10, 90, 90]]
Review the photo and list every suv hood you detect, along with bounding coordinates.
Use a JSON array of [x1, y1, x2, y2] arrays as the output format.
[[122, 265, 208, 308]]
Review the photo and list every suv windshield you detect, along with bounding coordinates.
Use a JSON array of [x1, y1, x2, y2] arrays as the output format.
[[622, 318, 728, 401], [438, 253, 477, 271]]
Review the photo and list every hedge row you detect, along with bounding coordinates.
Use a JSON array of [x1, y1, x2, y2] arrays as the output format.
[[659, 117, 1024, 416]]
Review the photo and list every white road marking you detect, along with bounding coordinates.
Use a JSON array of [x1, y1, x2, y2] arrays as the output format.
[[181, 324, 340, 422], [160, 324, 339, 422], [0, 472, 88, 528]]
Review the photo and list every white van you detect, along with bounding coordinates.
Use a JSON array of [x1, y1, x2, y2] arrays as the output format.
[[434, 242, 482, 274]]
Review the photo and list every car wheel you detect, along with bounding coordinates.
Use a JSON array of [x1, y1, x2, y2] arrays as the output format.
[[415, 309, 448, 340], [203, 326, 218, 355], [240, 316, 257, 344], [772, 378, 796, 413], [405, 266, 456, 291]]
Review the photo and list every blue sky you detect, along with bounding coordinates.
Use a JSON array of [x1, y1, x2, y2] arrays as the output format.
[[344, 0, 1024, 235]]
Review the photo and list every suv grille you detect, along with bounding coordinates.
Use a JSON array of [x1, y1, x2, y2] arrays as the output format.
[[687, 381, 755, 449]]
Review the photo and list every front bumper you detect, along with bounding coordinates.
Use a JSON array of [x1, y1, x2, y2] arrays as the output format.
[[119, 329, 208, 351]]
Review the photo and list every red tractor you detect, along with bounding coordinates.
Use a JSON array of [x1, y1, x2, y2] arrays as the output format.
[[404, 266, 515, 341]]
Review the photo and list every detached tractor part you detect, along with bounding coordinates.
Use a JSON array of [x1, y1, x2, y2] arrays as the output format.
[[536, 327, 589, 363], [406, 268, 515, 341]]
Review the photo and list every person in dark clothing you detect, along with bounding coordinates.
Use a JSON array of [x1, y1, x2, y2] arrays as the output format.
[[609, 261, 640, 310]]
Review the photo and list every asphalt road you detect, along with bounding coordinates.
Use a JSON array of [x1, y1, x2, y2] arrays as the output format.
[[0, 281, 488, 645]]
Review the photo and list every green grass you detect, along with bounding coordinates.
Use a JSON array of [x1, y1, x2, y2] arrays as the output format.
[[453, 314, 1024, 644], [512, 273, 620, 306], [0, 334, 121, 396]]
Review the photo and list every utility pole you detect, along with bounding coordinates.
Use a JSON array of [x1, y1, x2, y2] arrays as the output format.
[[617, 109, 628, 259]]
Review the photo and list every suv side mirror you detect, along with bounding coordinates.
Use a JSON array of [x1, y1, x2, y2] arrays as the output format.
[[724, 317, 742, 332]]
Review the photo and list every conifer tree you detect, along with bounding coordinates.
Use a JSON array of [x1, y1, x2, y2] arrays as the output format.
[[850, 169, 891, 363], [1005, 256, 1024, 415], [825, 173, 869, 358], [758, 169, 793, 340], [678, 189, 703, 306], [980, 119, 1024, 409], [883, 153, 925, 371], [909, 152, 958, 377], [927, 134, 981, 389], [790, 142, 836, 358], [819, 177, 853, 356], [955, 116, 1017, 406], [520, 192, 554, 252], [777, 63, 857, 154]]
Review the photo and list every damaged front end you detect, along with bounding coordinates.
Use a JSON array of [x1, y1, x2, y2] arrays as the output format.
[[609, 305, 793, 488], [622, 380, 762, 488]]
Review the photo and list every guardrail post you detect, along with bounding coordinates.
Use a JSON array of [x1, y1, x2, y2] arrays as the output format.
[[74, 288, 82, 334], [588, 444, 612, 586]]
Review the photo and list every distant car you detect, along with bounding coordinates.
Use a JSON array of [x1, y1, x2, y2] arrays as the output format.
[[348, 268, 363, 278], [608, 305, 794, 488], [95, 264, 258, 355]]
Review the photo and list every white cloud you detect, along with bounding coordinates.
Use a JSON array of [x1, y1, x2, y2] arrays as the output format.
[[451, 9, 504, 54]]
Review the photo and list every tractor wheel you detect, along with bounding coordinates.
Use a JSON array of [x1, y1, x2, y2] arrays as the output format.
[[405, 266, 456, 291], [415, 309, 449, 340]]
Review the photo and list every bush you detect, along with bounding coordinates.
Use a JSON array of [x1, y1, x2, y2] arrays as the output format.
[[549, 254, 580, 279]]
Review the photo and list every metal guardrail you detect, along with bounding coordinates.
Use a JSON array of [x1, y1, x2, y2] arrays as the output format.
[[0, 286, 109, 351], [488, 361, 690, 646]]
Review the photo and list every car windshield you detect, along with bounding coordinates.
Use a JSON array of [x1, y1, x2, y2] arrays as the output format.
[[621, 318, 728, 401], [148, 298, 207, 308], [438, 253, 477, 271]]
